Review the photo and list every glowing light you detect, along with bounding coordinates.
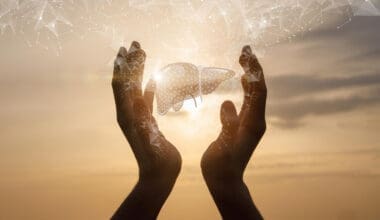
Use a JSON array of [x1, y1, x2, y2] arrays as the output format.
[[153, 72, 162, 82], [183, 97, 202, 115]]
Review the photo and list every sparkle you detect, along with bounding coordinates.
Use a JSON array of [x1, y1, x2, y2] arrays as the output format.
[[0, 0, 379, 58]]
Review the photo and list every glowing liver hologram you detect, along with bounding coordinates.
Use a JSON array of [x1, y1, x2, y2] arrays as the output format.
[[150, 62, 235, 115]]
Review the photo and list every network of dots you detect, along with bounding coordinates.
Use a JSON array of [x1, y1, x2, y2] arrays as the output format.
[[0, 0, 378, 56]]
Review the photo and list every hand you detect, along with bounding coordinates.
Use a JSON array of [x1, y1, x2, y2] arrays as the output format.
[[201, 46, 267, 220], [111, 41, 182, 220]]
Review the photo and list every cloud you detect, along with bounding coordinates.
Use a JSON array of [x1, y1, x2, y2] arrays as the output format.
[[301, 16, 380, 47], [215, 71, 380, 128], [267, 17, 380, 128], [268, 87, 380, 127], [269, 72, 380, 100], [340, 48, 380, 63], [213, 16, 380, 129]]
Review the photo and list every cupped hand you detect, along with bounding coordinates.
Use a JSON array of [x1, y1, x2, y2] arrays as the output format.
[[201, 45, 267, 220], [111, 41, 181, 220]]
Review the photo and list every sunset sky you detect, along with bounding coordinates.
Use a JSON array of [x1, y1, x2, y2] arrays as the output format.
[[0, 1, 379, 219]]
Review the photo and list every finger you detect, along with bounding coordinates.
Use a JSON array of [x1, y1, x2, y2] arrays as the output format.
[[220, 101, 239, 138], [133, 97, 152, 147], [247, 55, 267, 122], [126, 41, 146, 97], [239, 46, 255, 118], [112, 47, 135, 126], [239, 75, 250, 120], [239, 45, 253, 77], [239, 45, 265, 93], [239, 45, 262, 78], [112, 46, 128, 94], [238, 45, 267, 117], [238, 47, 267, 137], [144, 78, 156, 114]]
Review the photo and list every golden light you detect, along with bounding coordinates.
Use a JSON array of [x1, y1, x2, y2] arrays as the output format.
[[183, 97, 203, 115], [153, 71, 163, 82]]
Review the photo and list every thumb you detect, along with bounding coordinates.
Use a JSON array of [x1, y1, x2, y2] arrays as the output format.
[[220, 101, 239, 136]]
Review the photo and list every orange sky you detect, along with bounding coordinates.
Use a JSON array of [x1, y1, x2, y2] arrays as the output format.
[[0, 1, 380, 219]]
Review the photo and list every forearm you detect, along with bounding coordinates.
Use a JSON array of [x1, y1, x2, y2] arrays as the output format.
[[112, 179, 174, 220], [205, 178, 263, 220], [112, 137, 181, 220]]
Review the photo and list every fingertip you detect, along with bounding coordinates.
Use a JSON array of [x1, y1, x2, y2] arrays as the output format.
[[114, 49, 127, 78], [242, 45, 252, 54], [239, 46, 251, 69], [129, 41, 142, 53], [220, 101, 239, 128], [221, 100, 237, 113], [131, 41, 141, 48], [118, 47, 128, 58], [127, 41, 146, 64]]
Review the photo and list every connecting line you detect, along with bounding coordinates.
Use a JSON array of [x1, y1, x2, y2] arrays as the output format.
[[190, 94, 198, 108]]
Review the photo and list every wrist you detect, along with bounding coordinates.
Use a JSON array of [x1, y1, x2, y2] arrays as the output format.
[[203, 176, 245, 196], [112, 175, 177, 220], [112, 181, 163, 220], [205, 180, 262, 220], [112, 150, 181, 220], [201, 165, 262, 220]]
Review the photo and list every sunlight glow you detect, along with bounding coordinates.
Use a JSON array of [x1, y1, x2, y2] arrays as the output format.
[[153, 72, 162, 82], [183, 97, 203, 115]]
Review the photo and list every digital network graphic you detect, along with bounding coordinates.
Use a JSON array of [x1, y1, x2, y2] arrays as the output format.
[[1, 0, 379, 58]]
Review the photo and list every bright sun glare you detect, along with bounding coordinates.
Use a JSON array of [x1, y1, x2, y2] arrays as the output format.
[[153, 72, 162, 82]]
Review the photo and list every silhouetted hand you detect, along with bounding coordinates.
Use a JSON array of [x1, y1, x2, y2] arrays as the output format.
[[111, 41, 181, 220], [201, 46, 267, 220]]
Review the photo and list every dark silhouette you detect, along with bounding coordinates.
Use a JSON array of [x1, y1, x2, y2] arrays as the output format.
[[111, 42, 266, 220], [201, 45, 266, 220], [111, 41, 182, 219]]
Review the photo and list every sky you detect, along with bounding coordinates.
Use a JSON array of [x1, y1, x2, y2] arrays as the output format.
[[0, 0, 380, 219]]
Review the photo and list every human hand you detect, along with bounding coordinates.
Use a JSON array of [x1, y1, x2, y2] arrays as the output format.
[[111, 41, 181, 220], [201, 45, 267, 220]]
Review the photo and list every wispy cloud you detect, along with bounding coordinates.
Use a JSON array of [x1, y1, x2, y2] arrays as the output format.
[[214, 17, 380, 129], [268, 74, 380, 128]]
